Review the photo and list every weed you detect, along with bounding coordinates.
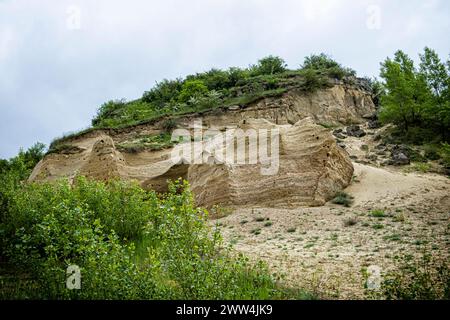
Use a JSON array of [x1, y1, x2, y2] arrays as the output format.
[[370, 209, 387, 218], [331, 191, 354, 207]]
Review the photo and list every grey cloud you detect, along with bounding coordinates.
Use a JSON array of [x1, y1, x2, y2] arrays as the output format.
[[0, 0, 449, 158]]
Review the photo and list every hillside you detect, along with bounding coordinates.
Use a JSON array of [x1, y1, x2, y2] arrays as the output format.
[[2, 53, 449, 300], [30, 81, 375, 196], [27, 71, 449, 299]]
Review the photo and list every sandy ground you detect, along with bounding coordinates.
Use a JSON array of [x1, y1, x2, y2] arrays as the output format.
[[216, 163, 450, 299]]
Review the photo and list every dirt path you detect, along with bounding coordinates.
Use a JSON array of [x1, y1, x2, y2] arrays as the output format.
[[216, 163, 450, 299]]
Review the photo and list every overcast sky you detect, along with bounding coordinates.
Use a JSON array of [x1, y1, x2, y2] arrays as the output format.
[[0, 0, 449, 158]]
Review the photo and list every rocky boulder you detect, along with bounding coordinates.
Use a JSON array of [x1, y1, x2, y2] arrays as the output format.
[[346, 125, 366, 137], [388, 145, 411, 166]]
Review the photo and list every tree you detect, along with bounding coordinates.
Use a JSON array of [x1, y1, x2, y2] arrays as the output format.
[[419, 48, 450, 131], [379, 50, 431, 131], [4, 142, 46, 179], [419, 47, 448, 97], [251, 55, 287, 76]]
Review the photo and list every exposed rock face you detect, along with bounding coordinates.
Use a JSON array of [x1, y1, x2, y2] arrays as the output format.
[[30, 85, 370, 208], [195, 84, 375, 129], [188, 118, 354, 207], [78, 136, 126, 181], [49, 83, 375, 145], [30, 117, 354, 208]]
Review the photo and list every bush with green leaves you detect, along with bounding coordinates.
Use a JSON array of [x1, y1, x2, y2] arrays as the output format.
[[331, 191, 354, 207], [141, 78, 183, 109], [250, 55, 287, 76], [299, 68, 329, 92], [91, 99, 128, 126], [301, 53, 356, 80], [0, 175, 297, 299], [376, 253, 450, 300], [440, 142, 450, 169], [177, 79, 209, 103]]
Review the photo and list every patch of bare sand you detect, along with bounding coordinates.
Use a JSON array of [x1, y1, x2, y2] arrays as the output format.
[[216, 163, 450, 299]]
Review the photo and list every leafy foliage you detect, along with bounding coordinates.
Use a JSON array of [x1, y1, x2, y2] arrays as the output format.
[[379, 48, 450, 140], [250, 55, 287, 76], [82, 54, 353, 136], [117, 133, 176, 153], [301, 53, 356, 80], [177, 79, 209, 103], [0, 165, 301, 299], [141, 78, 183, 109], [379, 253, 450, 300]]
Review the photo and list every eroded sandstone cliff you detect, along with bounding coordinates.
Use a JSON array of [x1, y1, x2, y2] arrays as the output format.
[[29, 84, 374, 208]]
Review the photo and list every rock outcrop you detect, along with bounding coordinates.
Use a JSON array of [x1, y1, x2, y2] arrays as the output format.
[[30, 117, 354, 208], [30, 84, 373, 208], [188, 118, 354, 207]]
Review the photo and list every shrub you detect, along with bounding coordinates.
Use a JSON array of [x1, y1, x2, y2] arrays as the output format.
[[370, 209, 386, 218], [406, 162, 432, 173], [0, 177, 294, 300], [331, 191, 354, 207], [424, 144, 441, 160], [379, 253, 450, 300], [227, 67, 250, 87], [301, 53, 356, 79], [299, 68, 329, 92], [92, 99, 127, 126], [161, 118, 178, 133], [440, 142, 450, 168], [178, 80, 209, 103], [142, 78, 183, 108], [187, 68, 232, 91], [250, 55, 287, 76]]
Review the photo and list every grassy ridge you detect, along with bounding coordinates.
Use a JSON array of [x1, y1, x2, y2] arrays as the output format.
[[49, 54, 358, 150]]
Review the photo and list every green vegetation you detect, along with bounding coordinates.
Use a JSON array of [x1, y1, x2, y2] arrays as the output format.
[[369, 253, 450, 300], [0, 145, 307, 300], [404, 162, 432, 173], [372, 224, 384, 230], [301, 53, 356, 80], [250, 228, 262, 235], [48, 54, 358, 149], [378, 48, 450, 143], [250, 55, 287, 76], [117, 133, 176, 153], [370, 209, 387, 218], [331, 191, 354, 207]]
